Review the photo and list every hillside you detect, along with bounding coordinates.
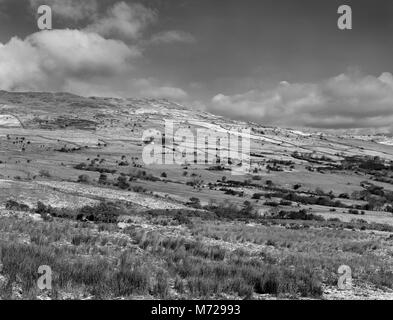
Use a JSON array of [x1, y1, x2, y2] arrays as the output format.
[[0, 90, 392, 300]]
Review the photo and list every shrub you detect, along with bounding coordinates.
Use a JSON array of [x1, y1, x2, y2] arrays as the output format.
[[5, 199, 29, 212], [35, 201, 57, 220], [252, 193, 263, 200], [187, 197, 202, 209], [174, 212, 193, 226], [116, 176, 130, 190], [339, 193, 350, 199], [98, 174, 108, 184], [264, 201, 280, 207], [271, 210, 325, 222], [77, 202, 123, 223], [204, 201, 256, 220], [39, 169, 51, 178], [266, 180, 274, 187], [74, 163, 86, 170], [77, 174, 90, 183]]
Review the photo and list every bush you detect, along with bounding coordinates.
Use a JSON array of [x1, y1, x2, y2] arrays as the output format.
[[339, 193, 350, 199], [271, 210, 325, 222], [174, 213, 193, 226], [77, 202, 123, 223], [264, 201, 280, 207], [98, 174, 108, 184], [77, 174, 90, 183], [39, 169, 51, 178], [187, 197, 202, 209], [252, 193, 263, 200], [266, 180, 274, 187], [35, 201, 57, 220], [5, 199, 29, 212], [116, 176, 129, 190]]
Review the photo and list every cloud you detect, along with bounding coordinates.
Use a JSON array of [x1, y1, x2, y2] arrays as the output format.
[[210, 72, 393, 129], [0, 28, 188, 100], [29, 0, 98, 21], [0, 29, 139, 92], [150, 30, 196, 44], [86, 2, 156, 40], [0, 1, 191, 101]]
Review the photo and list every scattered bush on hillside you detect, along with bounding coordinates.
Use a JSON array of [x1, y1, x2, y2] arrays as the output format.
[[77, 174, 90, 183], [76, 202, 123, 223], [204, 201, 256, 220], [39, 169, 51, 178], [269, 209, 325, 222], [187, 197, 202, 209], [264, 201, 280, 207], [116, 176, 130, 190], [33, 201, 123, 223], [252, 193, 264, 200], [5, 199, 30, 212], [98, 174, 108, 184]]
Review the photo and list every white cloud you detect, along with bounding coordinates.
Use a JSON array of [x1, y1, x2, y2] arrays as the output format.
[[150, 30, 196, 44], [86, 2, 156, 40], [0, 1, 192, 101], [210, 72, 393, 129], [0, 29, 188, 101], [0, 29, 139, 92], [29, 0, 98, 21]]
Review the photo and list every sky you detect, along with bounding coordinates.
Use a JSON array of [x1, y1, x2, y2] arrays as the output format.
[[1, 0, 393, 130]]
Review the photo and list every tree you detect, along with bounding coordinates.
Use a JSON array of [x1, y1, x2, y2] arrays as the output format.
[[116, 176, 130, 190], [78, 175, 90, 183], [98, 174, 108, 184], [188, 197, 201, 209]]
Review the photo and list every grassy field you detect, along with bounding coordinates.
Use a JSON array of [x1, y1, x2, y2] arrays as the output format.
[[0, 201, 392, 299], [0, 91, 393, 299]]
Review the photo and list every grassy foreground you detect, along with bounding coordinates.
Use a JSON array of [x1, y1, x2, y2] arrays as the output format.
[[0, 201, 392, 299]]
